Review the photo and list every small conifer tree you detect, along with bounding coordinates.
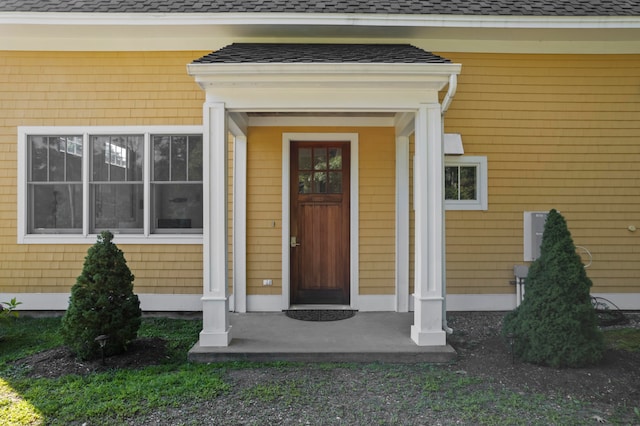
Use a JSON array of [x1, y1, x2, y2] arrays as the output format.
[[61, 231, 141, 360], [502, 209, 604, 367]]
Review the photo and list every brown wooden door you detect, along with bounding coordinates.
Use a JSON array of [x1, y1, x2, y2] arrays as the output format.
[[290, 141, 350, 305]]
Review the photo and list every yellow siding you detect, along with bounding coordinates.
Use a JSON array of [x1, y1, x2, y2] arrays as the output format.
[[0, 51, 208, 295], [2, 50, 639, 301], [358, 128, 396, 295], [436, 52, 640, 295], [245, 127, 284, 295]]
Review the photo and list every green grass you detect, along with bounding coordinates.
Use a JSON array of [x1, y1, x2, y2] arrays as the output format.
[[1, 316, 228, 425], [603, 328, 640, 352], [1, 317, 638, 425]]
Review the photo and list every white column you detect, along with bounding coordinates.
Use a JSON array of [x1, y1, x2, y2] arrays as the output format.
[[233, 133, 247, 313], [395, 135, 410, 312], [411, 103, 446, 346], [200, 101, 232, 346]]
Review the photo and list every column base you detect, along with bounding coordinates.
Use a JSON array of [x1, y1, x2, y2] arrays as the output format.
[[199, 328, 233, 347], [411, 294, 446, 346], [411, 325, 446, 346], [200, 296, 232, 347]]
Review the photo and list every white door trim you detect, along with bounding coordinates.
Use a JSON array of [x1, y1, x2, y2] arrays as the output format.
[[282, 132, 359, 310]]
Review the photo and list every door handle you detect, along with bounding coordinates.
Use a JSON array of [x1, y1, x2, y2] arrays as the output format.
[[290, 236, 301, 247]]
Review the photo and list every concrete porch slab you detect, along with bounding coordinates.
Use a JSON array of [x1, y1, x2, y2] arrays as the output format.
[[188, 312, 456, 363]]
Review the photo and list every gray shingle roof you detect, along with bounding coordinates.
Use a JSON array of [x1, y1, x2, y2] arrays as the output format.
[[192, 44, 451, 64], [1, 0, 639, 16]]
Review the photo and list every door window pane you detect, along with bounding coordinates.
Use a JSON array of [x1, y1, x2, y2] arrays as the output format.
[[313, 172, 327, 193], [328, 171, 342, 193], [313, 148, 327, 170], [298, 172, 312, 194], [329, 148, 342, 170], [299, 147, 312, 170]]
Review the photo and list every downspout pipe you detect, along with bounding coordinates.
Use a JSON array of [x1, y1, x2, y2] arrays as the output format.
[[441, 73, 457, 114], [441, 73, 457, 335]]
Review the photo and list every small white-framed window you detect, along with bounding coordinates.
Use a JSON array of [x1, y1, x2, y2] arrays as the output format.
[[18, 126, 203, 244], [444, 156, 488, 211]]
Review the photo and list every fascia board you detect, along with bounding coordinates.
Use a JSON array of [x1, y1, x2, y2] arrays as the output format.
[[187, 62, 461, 79], [2, 12, 640, 29]]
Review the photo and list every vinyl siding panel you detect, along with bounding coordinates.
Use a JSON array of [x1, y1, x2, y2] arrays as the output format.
[[0, 51, 207, 295], [438, 52, 640, 295]]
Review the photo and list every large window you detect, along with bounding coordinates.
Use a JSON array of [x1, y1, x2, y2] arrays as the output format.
[[444, 156, 488, 211], [19, 126, 203, 243]]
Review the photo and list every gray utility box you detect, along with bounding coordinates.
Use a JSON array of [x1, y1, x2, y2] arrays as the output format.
[[523, 211, 548, 261]]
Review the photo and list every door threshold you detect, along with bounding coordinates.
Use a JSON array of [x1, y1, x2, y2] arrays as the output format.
[[287, 304, 354, 311]]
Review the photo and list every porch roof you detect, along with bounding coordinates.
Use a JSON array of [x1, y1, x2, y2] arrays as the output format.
[[193, 43, 451, 64], [1, 0, 638, 16]]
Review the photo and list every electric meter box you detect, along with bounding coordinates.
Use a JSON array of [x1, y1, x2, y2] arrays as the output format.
[[524, 211, 548, 261]]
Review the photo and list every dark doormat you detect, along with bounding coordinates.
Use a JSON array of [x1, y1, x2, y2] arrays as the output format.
[[284, 309, 357, 322]]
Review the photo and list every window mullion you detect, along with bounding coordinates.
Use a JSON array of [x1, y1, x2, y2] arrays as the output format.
[[82, 133, 90, 236], [144, 133, 151, 237], [457, 166, 461, 200]]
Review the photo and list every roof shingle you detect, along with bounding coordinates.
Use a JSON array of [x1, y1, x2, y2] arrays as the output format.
[[0, 0, 639, 16], [192, 43, 451, 64]]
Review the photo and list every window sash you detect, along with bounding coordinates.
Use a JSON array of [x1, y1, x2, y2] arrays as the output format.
[[19, 126, 204, 243], [444, 156, 488, 211]]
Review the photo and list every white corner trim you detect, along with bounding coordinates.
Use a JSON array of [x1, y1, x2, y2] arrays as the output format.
[[281, 132, 359, 310]]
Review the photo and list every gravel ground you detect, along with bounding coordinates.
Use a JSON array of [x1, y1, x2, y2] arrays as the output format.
[[114, 310, 640, 426]]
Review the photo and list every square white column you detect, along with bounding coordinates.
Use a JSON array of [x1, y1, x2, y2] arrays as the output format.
[[411, 103, 446, 346], [200, 101, 232, 346]]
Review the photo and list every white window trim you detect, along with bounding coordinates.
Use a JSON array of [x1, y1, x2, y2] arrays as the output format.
[[18, 125, 204, 244], [444, 155, 488, 211]]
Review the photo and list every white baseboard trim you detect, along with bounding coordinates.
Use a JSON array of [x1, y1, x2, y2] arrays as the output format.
[[246, 295, 282, 312], [7, 292, 639, 313], [6, 293, 203, 312], [446, 294, 517, 312], [591, 293, 640, 310], [357, 295, 396, 312]]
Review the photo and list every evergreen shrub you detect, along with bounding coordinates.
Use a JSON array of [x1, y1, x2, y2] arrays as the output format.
[[61, 231, 141, 360], [502, 209, 604, 367]]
